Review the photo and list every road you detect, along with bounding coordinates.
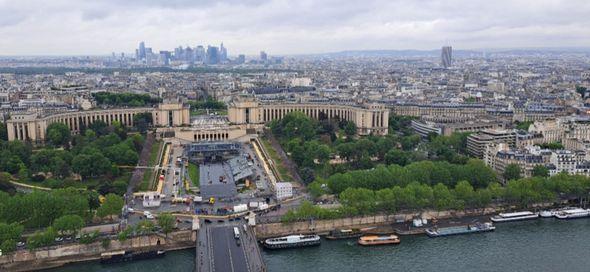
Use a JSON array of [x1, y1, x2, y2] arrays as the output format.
[[197, 221, 265, 272]]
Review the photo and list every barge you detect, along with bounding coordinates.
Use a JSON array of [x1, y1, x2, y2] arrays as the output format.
[[425, 222, 495, 237], [491, 211, 539, 222], [100, 250, 166, 264]]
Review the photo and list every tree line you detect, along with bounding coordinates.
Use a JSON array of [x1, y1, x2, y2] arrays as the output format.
[[284, 173, 590, 222], [92, 92, 161, 107]]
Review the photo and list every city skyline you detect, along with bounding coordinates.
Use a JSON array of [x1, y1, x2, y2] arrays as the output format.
[[0, 0, 590, 55]]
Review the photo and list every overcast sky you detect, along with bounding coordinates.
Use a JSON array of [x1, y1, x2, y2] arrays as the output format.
[[0, 0, 589, 56]]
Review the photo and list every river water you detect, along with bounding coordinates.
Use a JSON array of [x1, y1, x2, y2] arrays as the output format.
[[49, 218, 590, 272]]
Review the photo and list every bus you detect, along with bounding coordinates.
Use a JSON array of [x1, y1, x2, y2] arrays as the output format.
[[233, 227, 240, 239]]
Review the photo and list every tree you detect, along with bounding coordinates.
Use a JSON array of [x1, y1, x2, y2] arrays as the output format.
[[433, 183, 455, 210], [0, 222, 23, 253], [343, 121, 357, 137], [299, 167, 316, 185], [136, 220, 156, 235], [53, 215, 85, 237], [133, 112, 153, 133], [157, 213, 175, 237], [385, 149, 410, 166], [0, 122, 7, 141], [504, 164, 522, 181], [454, 180, 475, 209], [46, 123, 71, 147], [96, 194, 124, 219], [532, 165, 549, 178], [27, 227, 57, 250]]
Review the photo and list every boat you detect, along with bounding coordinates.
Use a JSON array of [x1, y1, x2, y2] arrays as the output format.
[[100, 250, 166, 264], [554, 208, 590, 219], [325, 227, 376, 240], [263, 234, 321, 249], [540, 207, 575, 218], [425, 222, 495, 237], [490, 211, 539, 222], [357, 234, 400, 246], [325, 229, 362, 240]]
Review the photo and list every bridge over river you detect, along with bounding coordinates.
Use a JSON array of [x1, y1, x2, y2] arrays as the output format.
[[196, 219, 266, 272]]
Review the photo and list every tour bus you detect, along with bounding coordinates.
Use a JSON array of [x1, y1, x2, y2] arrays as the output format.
[[233, 227, 240, 239]]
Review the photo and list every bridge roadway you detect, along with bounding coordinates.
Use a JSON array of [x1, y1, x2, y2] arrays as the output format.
[[196, 220, 266, 272]]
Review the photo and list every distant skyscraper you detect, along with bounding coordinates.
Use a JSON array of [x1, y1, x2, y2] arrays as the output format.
[[138, 41, 146, 60], [237, 54, 245, 64], [206, 46, 219, 64], [260, 51, 268, 62], [195, 45, 206, 62], [441, 46, 452, 68], [159, 51, 171, 66], [220, 42, 227, 62]]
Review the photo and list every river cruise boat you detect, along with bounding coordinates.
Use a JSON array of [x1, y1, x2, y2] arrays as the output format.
[[540, 207, 576, 218], [357, 234, 400, 246], [490, 211, 539, 222], [263, 234, 321, 249], [425, 222, 495, 237], [554, 208, 590, 219]]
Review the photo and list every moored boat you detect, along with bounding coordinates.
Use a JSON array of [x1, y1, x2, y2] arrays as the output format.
[[540, 207, 576, 218], [554, 208, 590, 219], [425, 222, 495, 237], [326, 229, 362, 240], [100, 250, 166, 264], [357, 234, 400, 246], [263, 234, 321, 249], [490, 211, 539, 222]]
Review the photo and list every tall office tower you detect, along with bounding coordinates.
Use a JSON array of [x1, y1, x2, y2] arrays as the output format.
[[185, 46, 195, 63], [260, 51, 268, 62], [237, 54, 245, 64], [220, 42, 228, 62], [195, 45, 206, 62], [138, 41, 146, 60], [159, 51, 171, 66], [206, 46, 219, 64], [441, 46, 452, 68]]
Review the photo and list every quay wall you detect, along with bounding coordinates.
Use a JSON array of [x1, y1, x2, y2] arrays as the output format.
[[0, 230, 196, 272], [254, 208, 502, 239]]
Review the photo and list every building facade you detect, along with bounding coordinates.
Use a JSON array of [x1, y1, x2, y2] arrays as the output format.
[[228, 95, 389, 136], [7, 102, 190, 142]]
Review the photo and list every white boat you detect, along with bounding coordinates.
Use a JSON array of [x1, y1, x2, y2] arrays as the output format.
[[490, 211, 539, 222], [539, 210, 555, 218], [554, 208, 590, 219], [540, 207, 576, 218], [263, 234, 321, 249]]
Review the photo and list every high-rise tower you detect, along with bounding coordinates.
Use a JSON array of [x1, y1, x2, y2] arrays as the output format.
[[441, 46, 452, 68]]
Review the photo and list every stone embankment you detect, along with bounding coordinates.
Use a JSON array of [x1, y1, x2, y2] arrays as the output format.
[[254, 208, 503, 239], [0, 230, 195, 272]]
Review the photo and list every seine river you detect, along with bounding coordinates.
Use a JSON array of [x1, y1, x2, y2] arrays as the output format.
[[49, 218, 590, 272]]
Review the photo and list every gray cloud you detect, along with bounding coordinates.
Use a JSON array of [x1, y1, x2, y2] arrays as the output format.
[[0, 0, 588, 55]]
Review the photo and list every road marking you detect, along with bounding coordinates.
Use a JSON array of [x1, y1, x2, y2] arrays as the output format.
[[225, 228, 235, 272]]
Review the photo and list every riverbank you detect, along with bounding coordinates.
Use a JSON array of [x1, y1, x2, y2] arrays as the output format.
[[0, 231, 195, 272]]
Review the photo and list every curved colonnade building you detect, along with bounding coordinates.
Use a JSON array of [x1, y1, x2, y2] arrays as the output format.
[[6, 96, 389, 143]]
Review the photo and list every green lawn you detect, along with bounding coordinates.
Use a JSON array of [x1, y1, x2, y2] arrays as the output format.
[[148, 141, 162, 167], [260, 138, 294, 182], [139, 140, 162, 191], [188, 162, 199, 187]]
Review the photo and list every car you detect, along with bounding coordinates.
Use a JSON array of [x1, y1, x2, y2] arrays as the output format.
[[144, 211, 155, 219], [217, 219, 224, 223], [204, 219, 212, 224], [127, 208, 135, 212], [55, 237, 64, 242], [16, 241, 25, 248]]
